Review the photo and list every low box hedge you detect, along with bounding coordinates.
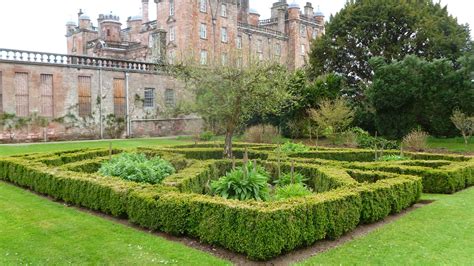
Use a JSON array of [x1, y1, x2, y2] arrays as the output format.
[[0, 144, 470, 260]]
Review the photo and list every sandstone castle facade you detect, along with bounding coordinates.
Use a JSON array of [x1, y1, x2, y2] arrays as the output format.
[[66, 0, 325, 69], [0, 1, 325, 142]]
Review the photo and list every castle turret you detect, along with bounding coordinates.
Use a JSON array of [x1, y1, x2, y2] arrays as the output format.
[[314, 8, 325, 25], [65, 21, 77, 37], [79, 15, 92, 30], [271, 0, 287, 18], [248, 9, 260, 26], [98, 13, 122, 43], [288, 2, 301, 70]]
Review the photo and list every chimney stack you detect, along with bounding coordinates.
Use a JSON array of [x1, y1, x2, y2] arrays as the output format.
[[142, 0, 149, 23]]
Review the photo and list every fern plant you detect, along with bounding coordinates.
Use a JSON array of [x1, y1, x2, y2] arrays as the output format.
[[274, 184, 312, 200], [273, 172, 308, 187], [98, 153, 175, 184], [276, 142, 310, 154], [211, 162, 271, 201]]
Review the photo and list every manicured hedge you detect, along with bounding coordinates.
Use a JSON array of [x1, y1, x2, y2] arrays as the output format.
[[0, 144, 471, 260]]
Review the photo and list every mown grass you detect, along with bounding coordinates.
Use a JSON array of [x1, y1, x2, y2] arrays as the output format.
[[297, 188, 474, 265], [427, 137, 473, 153], [0, 137, 190, 157], [0, 181, 230, 265]]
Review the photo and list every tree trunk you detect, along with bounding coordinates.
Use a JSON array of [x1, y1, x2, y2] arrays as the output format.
[[224, 129, 234, 158]]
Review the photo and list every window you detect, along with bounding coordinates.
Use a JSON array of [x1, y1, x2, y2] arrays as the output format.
[[237, 57, 243, 68], [258, 53, 263, 61], [113, 78, 126, 117], [14, 72, 29, 117], [257, 39, 263, 53], [221, 3, 227, 17], [221, 27, 228, 43], [300, 25, 306, 36], [221, 53, 228, 66], [200, 23, 207, 39], [237, 36, 242, 49], [301, 44, 306, 55], [144, 88, 155, 108], [78, 76, 92, 117], [107, 29, 111, 37], [165, 89, 175, 107], [312, 29, 318, 39], [169, 26, 175, 42], [169, 0, 175, 16], [40, 74, 54, 117], [200, 50, 208, 65], [200, 0, 207, 13], [0, 72, 3, 113], [168, 50, 176, 64], [275, 43, 281, 57]]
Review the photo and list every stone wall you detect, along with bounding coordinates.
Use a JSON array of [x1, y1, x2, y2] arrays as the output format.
[[0, 50, 201, 142]]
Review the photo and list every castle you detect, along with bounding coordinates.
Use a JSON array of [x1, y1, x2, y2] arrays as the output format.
[[66, 0, 325, 69]]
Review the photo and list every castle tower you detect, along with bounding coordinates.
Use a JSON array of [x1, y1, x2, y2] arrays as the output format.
[[287, 2, 301, 70], [98, 13, 122, 43], [238, 0, 249, 23]]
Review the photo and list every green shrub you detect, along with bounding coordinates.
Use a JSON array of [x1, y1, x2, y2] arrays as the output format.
[[98, 153, 175, 184], [276, 142, 310, 153], [402, 128, 429, 151], [199, 131, 215, 141], [350, 127, 399, 149], [274, 183, 312, 200], [273, 172, 308, 187], [210, 162, 271, 201], [378, 155, 410, 162]]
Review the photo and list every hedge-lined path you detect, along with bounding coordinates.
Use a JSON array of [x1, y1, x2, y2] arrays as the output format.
[[298, 187, 474, 265], [0, 181, 229, 265]]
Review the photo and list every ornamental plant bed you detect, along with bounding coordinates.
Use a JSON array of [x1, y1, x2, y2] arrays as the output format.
[[0, 143, 472, 260]]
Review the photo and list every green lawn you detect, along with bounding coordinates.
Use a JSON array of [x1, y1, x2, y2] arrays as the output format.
[[0, 181, 229, 265], [427, 137, 473, 153], [0, 137, 190, 157], [298, 188, 474, 265]]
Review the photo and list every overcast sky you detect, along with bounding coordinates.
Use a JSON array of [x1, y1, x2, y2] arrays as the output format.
[[0, 0, 472, 54]]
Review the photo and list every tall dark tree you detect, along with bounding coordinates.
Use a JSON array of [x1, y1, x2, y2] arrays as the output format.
[[309, 0, 471, 92], [368, 55, 474, 138]]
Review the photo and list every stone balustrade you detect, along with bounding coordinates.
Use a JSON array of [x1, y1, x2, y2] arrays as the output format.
[[0, 48, 160, 72]]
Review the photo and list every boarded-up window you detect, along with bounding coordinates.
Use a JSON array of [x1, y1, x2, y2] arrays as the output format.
[[165, 88, 175, 107], [0, 72, 3, 113], [78, 76, 92, 117], [113, 78, 126, 117], [40, 74, 54, 117], [14, 72, 29, 117]]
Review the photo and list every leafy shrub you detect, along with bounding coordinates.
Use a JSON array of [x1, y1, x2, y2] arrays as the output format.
[[273, 172, 308, 187], [98, 153, 175, 184], [402, 128, 429, 151], [199, 131, 215, 141], [243, 124, 281, 144], [378, 155, 410, 161], [276, 142, 310, 154], [350, 127, 399, 149], [211, 162, 271, 201], [274, 183, 313, 200]]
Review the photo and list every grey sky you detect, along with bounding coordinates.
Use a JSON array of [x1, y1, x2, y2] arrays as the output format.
[[0, 0, 472, 54]]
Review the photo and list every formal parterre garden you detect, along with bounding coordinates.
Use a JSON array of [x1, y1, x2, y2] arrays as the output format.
[[0, 143, 472, 260]]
